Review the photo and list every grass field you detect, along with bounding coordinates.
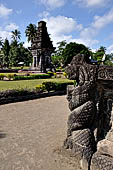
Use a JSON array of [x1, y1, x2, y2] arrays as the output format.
[[0, 78, 74, 91]]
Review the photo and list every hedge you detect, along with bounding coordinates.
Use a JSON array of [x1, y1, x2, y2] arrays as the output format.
[[13, 74, 52, 80], [0, 89, 35, 99], [37, 81, 74, 92]]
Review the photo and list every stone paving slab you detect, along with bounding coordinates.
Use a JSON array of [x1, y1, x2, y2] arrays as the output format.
[[0, 96, 81, 170]]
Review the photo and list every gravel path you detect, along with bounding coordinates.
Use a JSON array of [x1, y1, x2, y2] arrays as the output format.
[[0, 96, 81, 170]]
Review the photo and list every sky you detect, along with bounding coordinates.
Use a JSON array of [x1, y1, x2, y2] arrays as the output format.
[[0, 0, 113, 53]]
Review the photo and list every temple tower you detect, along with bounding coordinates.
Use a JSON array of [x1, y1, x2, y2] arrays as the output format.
[[30, 21, 55, 72]]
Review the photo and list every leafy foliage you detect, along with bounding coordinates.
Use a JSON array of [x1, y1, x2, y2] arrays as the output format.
[[62, 42, 91, 66], [9, 42, 32, 66], [13, 74, 51, 80], [2, 39, 10, 67], [0, 74, 5, 80], [11, 29, 21, 42], [35, 84, 46, 93], [93, 46, 106, 62], [51, 40, 67, 67], [52, 41, 91, 67], [42, 81, 74, 92], [25, 23, 37, 42], [104, 53, 113, 66]]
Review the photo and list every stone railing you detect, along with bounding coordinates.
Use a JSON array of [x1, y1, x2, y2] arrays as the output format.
[[64, 54, 113, 170]]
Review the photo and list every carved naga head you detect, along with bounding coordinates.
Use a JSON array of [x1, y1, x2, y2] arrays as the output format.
[[65, 54, 89, 85], [65, 54, 85, 79]]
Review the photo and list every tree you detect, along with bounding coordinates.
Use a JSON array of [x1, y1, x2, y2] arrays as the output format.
[[62, 42, 91, 66], [11, 29, 21, 42], [18, 43, 32, 66], [104, 53, 113, 66], [51, 40, 67, 67], [25, 23, 37, 42], [0, 37, 3, 48], [93, 46, 106, 62], [0, 49, 3, 67], [99, 46, 106, 53], [9, 42, 20, 66], [2, 39, 10, 67], [9, 42, 32, 66]]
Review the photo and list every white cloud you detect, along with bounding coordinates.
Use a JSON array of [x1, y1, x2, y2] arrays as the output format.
[[42, 15, 82, 46], [23, 41, 31, 48], [42, 15, 99, 47], [74, 8, 113, 47], [38, 11, 50, 18], [0, 26, 12, 41], [93, 8, 113, 29], [73, 0, 111, 7], [39, 8, 113, 48], [16, 10, 22, 14], [0, 4, 12, 17], [0, 30, 11, 40], [71, 37, 99, 47], [107, 44, 113, 53], [5, 23, 19, 31], [36, 0, 66, 9], [44, 16, 82, 35]]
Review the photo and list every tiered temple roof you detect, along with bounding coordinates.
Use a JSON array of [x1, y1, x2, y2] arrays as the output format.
[[30, 21, 55, 72], [30, 21, 54, 51]]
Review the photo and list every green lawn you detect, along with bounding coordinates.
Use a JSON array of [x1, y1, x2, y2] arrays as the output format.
[[0, 78, 73, 91]]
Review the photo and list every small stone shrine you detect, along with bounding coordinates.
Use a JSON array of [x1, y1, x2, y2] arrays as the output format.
[[64, 54, 113, 170], [30, 21, 55, 72]]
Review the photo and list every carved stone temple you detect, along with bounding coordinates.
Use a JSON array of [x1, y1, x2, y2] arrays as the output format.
[[30, 21, 55, 72], [64, 54, 113, 170]]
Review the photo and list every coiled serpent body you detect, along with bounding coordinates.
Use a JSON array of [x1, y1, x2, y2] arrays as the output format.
[[64, 54, 113, 170]]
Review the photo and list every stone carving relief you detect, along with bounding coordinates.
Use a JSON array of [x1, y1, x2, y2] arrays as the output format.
[[64, 54, 113, 170]]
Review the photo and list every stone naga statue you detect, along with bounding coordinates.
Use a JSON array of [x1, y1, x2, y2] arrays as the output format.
[[64, 54, 113, 170]]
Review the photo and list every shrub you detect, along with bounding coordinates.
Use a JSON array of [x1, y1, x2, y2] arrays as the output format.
[[42, 81, 74, 92], [0, 88, 33, 98], [13, 73, 51, 80], [6, 74, 15, 80], [54, 82, 74, 91], [36, 84, 45, 93], [0, 74, 5, 80], [21, 66, 23, 70], [47, 71, 54, 77], [25, 73, 30, 76], [63, 72, 67, 78], [42, 81, 55, 92], [56, 68, 61, 72], [54, 72, 57, 78], [62, 68, 65, 72], [74, 80, 76, 87]]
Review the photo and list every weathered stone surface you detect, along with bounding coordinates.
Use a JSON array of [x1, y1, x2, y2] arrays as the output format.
[[64, 129, 95, 170], [97, 139, 113, 157], [98, 66, 113, 81], [67, 101, 96, 132], [91, 152, 113, 170], [106, 129, 113, 142], [64, 54, 113, 170], [30, 21, 55, 72]]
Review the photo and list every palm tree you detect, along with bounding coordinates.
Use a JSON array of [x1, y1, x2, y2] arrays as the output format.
[[11, 29, 21, 42], [25, 23, 37, 42]]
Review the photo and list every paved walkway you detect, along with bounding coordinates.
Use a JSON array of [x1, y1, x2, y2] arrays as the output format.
[[0, 96, 81, 170]]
